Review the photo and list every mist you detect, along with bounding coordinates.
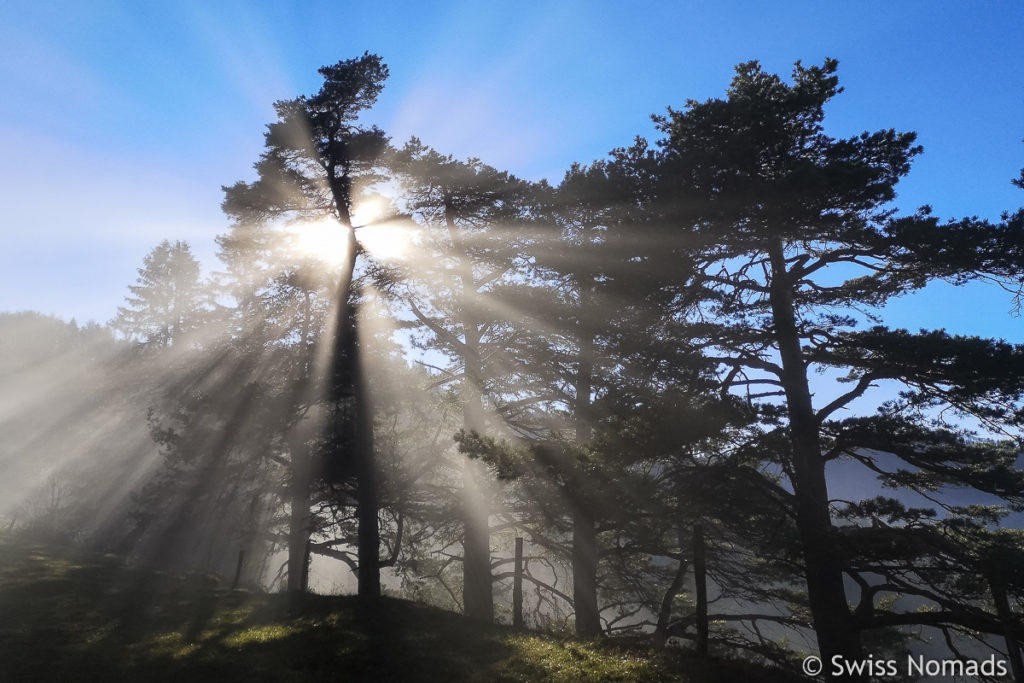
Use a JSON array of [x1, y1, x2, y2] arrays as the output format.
[[3, 42, 1024, 683]]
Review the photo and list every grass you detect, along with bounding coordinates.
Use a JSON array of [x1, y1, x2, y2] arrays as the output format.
[[0, 536, 799, 682]]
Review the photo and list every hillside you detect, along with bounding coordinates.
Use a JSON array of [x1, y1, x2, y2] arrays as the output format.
[[0, 536, 803, 682]]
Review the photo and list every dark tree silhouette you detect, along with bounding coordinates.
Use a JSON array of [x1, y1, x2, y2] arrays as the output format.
[[222, 52, 390, 598], [649, 59, 1024, 674]]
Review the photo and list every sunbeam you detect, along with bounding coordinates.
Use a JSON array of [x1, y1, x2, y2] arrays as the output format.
[[4, 30, 1024, 682]]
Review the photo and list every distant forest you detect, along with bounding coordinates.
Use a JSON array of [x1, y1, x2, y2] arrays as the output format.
[[4, 54, 1024, 679]]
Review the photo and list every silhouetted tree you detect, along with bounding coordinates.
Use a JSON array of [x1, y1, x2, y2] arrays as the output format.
[[222, 51, 390, 597], [487, 159, 697, 635], [650, 58, 1024, 673]]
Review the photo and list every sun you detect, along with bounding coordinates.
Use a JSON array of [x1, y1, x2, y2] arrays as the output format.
[[351, 197, 388, 228], [289, 218, 351, 267], [356, 221, 416, 262], [350, 197, 416, 262], [288, 206, 415, 266]]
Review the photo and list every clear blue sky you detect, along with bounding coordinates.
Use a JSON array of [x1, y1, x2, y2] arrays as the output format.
[[1, 1, 1022, 335]]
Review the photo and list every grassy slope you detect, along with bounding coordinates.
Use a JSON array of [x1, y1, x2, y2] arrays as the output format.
[[0, 536, 798, 682]]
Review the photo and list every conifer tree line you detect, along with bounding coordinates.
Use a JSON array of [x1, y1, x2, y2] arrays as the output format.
[[7, 53, 1024, 678]]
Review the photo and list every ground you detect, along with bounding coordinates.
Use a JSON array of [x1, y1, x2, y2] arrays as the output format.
[[0, 535, 800, 682]]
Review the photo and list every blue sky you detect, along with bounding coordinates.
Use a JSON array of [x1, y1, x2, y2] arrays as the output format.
[[1, 1, 1022, 333]]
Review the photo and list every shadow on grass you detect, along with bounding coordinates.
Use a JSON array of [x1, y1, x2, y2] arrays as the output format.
[[0, 538, 802, 682], [0, 538, 520, 682]]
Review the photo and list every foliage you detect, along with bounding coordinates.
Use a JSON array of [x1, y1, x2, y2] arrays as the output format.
[[112, 240, 204, 347], [642, 57, 1024, 667]]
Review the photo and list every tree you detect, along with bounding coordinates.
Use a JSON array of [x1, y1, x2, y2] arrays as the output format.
[[648, 59, 1024, 673], [113, 240, 203, 347], [487, 159, 693, 636], [222, 52, 390, 597], [522, 164, 616, 636], [388, 138, 540, 621], [448, 155, 752, 636]]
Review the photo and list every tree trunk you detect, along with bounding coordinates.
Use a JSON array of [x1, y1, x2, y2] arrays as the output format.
[[323, 223, 380, 599], [692, 523, 708, 655], [654, 523, 689, 647], [450, 198, 494, 623], [287, 452, 309, 595], [767, 239, 863, 675], [288, 290, 314, 597], [460, 325, 493, 621], [572, 319, 601, 637], [989, 563, 1024, 681], [572, 506, 601, 635], [301, 539, 311, 592], [353, 337, 380, 598], [231, 550, 245, 590], [462, 460, 493, 621], [513, 537, 524, 628]]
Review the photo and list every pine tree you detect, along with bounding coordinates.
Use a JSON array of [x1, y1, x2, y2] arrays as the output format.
[[649, 59, 1024, 672], [113, 240, 202, 347], [388, 138, 539, 622], [222, 52, 390, 597]]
